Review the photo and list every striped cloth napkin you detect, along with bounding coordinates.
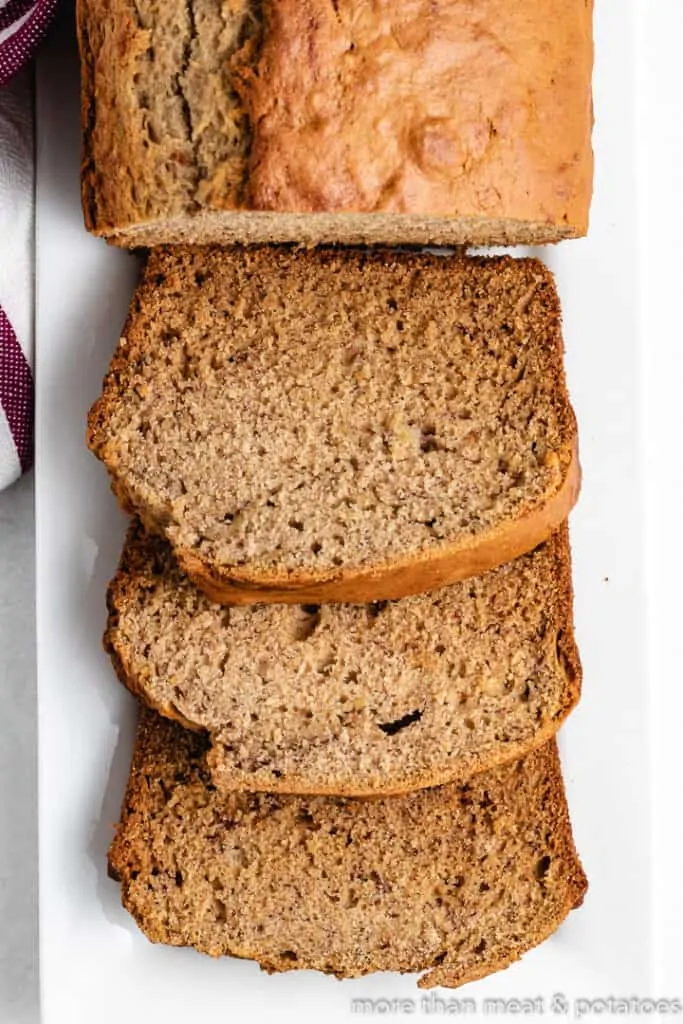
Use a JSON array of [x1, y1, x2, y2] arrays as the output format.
[[0, 0, 56, 490]]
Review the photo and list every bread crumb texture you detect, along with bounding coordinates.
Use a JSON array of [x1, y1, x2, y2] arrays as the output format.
[[88, 248, 578, 601], [109, 710, 587, 988], [106, 523, 581, 795]]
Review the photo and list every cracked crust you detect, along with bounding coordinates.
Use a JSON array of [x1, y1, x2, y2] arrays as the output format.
[[109, 709, 588, 988], [105, 521, 582, 796], [239, 0, 593, 225], [78, 0, 196, 234], [77, 0, 593, 247], [77, 0, 258, 234]]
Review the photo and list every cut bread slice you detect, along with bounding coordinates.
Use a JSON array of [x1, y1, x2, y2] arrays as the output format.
[[106, 521, 580, 796], [109, 708, 587, 988], [88, 248, 580, 605]]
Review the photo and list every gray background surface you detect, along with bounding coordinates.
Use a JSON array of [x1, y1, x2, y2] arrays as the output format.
[[0, 473, 38, 1024]]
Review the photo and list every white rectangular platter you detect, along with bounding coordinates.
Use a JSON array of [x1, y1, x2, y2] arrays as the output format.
[[35, 2, 683, 1021]]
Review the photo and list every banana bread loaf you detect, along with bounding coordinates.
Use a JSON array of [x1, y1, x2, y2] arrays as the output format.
[[77, 0, 594, 248]]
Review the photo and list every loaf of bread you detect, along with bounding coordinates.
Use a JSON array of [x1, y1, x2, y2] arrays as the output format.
[[109, 708, 587, 987], [77, 0, 594, 248], [106, 521, 580, 796], [87, 247, 580, 605]]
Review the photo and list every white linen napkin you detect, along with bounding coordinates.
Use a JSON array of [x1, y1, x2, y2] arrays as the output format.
[[0, 0, 57, 489]]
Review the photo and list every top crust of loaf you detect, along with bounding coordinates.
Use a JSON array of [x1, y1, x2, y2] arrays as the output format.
[[110, 709, 587, 988], [77, 0, 593, 247], [87, 247, 580, 606], [239, 0, 594, 223]]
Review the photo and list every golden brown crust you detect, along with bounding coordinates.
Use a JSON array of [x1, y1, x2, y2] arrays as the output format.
[[239, 0, 593, 232], [76, 0, 96, 232], [77, 0, 202, 237], [77, 0, 163, 236], [77, 0, 594, 245], [108, 710, 588, 987], [105, 521, 582, 797]]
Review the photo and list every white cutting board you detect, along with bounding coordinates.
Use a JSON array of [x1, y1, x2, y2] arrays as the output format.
[[35, 2, 683, 1021]]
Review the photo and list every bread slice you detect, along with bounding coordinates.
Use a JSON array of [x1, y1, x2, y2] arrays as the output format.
[[105, 521, 580, 797], [77, 0, 594, 248], [88, 247, 580, 605], [109, 708, 587, 988]]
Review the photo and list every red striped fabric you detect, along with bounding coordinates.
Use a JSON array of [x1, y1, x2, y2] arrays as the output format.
[[0, 0, 56, 477], [0, 306, 32, 472], [0, 0, 57, 87], [0, 0, 36, 35]]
